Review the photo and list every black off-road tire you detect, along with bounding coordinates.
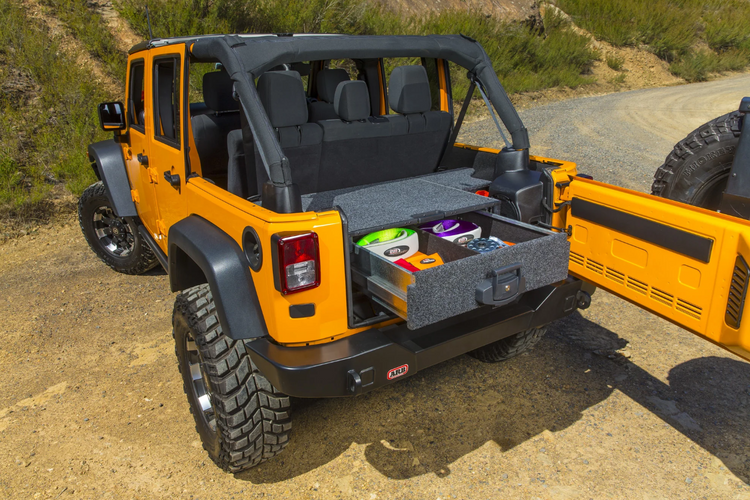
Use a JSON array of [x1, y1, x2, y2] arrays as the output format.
[[173, 284, 292, 472], [467, 327, 547, 363], [78, 181, 158, 274], [651, 111, 741, 210]]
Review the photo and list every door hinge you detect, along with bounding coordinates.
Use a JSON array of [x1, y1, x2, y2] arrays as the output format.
[[131, 189, 140, 203], [156, 219, 167, 239], [148, 166, 159, 183]]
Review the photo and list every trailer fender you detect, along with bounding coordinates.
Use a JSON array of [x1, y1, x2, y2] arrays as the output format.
[[87, 140, 137, 217], [168, 216, 269, 341]]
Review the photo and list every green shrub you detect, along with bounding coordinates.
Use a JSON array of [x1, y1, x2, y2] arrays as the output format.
[[670, 48, 750, 82], [606, 54, 624, 71]]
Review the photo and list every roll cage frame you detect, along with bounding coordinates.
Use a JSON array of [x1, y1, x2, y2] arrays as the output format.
[[157, 34, 531, 213]]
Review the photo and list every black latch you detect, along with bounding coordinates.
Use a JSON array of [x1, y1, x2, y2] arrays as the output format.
[[475, 263, 526, 307], [163, 171, 180, 187]]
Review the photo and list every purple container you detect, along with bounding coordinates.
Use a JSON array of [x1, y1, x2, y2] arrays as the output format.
[[419, 219, 479, 238]]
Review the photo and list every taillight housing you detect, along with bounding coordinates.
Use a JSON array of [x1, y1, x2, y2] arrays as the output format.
[[273, 232, 321, 295]]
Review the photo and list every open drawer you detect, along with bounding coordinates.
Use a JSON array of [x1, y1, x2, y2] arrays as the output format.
[[351, 211, 571, 329]]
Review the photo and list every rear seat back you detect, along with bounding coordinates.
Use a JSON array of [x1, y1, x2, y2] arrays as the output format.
[[308, 69, 349, 122], [383, 65, 452, 177], [253, 66, 452, 198], [317, 80, 394, 191], [255, 71, 323, 195], [191, 71, 241, 179]]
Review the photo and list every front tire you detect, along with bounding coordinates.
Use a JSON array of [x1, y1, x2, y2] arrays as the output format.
[[651, 111, 741, 209], [173, 284, 292, 472], [468, 327, 547, 363], [78, 181, 157, 274]]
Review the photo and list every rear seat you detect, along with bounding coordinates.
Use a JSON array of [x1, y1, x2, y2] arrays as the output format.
[[252, 65, 452, 198], [317, 80, 395, 191], [315, 65, 451, 190], [255, 71, 323, 195], [191, 71, 241, 183], [308, 69, 349, 122], [381, 65, 452, 178]]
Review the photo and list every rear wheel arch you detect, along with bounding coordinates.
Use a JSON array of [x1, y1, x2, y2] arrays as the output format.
[[167, 216, 269, 340]]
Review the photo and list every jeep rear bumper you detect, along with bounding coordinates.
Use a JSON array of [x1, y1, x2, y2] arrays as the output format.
[[245, 277, 590, 398]]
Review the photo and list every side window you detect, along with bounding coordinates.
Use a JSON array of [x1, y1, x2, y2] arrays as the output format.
[[153, 56, 181, 148], [128, 60, 145, 132], [422, 58, 443, 112]]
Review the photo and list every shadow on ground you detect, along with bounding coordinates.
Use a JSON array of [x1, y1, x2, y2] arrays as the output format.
[[237, 312, 750, 484]]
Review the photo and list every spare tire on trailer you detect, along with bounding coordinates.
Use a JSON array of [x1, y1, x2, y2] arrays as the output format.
[[651, 111, 741, 209]]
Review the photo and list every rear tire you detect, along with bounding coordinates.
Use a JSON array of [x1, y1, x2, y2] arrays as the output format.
[[651, 111, 741, 209], [468, 327, 547, 363], [173, 284, 292, 472], [78, 181, 157, 274]]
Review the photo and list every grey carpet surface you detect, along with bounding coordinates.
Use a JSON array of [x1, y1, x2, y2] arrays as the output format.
[[302, 174, 497, 235]]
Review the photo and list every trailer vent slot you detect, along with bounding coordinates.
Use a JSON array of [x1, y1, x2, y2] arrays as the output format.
[[676, 299, 702, 320], [586, 259, 604, 275], [626, 277, 648, 295], [650, 287, 674, 307], [605, 268, 625, 285], [570, 251, 584, 267], [726, 255, 749, 329]]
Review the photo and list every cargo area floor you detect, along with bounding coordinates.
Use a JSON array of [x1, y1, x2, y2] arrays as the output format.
[[301, 169, 496, 236]]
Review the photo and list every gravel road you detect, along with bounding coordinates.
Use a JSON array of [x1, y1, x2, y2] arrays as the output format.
[[2, 76, 750, 500]]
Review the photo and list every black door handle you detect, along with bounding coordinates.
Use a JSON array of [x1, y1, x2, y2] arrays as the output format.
[[163, 171, 180, 187], [475, 263, 526, 306], [137, 153, 148, 166]]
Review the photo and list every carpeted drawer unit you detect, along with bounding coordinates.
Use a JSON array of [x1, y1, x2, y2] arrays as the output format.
[[352, 210, 570, 330]]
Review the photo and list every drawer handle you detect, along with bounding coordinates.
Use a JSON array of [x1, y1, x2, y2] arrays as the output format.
[[475, 263, 526, 307]]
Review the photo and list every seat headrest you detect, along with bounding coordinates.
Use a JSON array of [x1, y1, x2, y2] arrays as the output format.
[[389, 65, 432, 115], [317, 69, 350, 103], [257, 71, 308, 128], [334, 81, 370, 122], [203, 71, 239, 112]]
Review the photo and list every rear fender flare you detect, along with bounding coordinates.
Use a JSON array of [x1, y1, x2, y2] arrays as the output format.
[[87, 140, 137, 217], [168, 216, 269, 340]]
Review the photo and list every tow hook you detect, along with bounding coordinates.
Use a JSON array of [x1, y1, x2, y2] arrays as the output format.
[[347, 370, 362, 395], [576, 290, 592, 309]]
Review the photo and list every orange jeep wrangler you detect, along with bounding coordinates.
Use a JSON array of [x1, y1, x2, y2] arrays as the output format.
[[79, 33, 750, 472]]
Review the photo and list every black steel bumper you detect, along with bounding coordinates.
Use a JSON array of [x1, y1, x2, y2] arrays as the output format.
[[245, 278, 591, 398]]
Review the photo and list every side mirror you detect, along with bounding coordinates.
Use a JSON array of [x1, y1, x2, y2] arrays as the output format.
[[98, 102, 126, 131]]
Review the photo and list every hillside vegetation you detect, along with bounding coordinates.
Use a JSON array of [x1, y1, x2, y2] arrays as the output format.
[[0, 0, 107, 221], [557, 0, 750, 82], [2, 0, 750, 229], [117, 0, 598, 97]]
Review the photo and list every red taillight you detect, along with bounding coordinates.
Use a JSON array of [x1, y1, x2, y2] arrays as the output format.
[[275, 232, 320, 295]]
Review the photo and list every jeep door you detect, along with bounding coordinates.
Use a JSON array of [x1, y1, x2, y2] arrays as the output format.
[[148, 45, 188, 252], [123, 57, 159, 236]]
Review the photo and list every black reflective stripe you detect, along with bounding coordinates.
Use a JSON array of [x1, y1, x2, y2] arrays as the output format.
[[571, 198, 713, 263], [289, 304, 315, 318]]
